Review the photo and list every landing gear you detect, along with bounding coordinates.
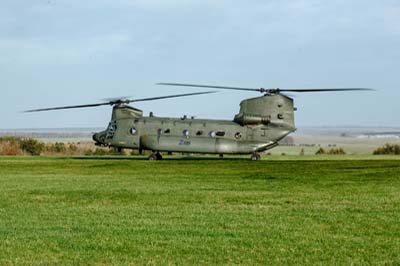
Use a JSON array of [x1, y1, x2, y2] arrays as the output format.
[[114, 147, 122, 155], [219, 154, 224, 159], [155, 152, 163, 160], [250, 152, 261, 161], [148, 154, 157, 160], [148, 152, 163, 161]]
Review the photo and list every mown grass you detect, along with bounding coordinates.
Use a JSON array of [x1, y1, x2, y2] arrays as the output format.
[[0, 156, 399, 265]]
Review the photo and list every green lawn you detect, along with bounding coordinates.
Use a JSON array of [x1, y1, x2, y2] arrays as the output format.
[[0, 156, 399, 265]]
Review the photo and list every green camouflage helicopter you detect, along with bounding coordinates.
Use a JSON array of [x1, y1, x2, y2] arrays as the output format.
[[25, 83, 371, 160]]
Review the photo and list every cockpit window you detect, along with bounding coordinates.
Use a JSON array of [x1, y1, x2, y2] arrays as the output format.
[[106, 121, 117, 139]]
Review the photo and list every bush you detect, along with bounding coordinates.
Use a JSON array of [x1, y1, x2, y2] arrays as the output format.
[[0, 137, 23, 155], [45, 142, 82, 155], [92, 148, 109, 156], [19, 139, 45, 156], [68, 143, 78, 153], [54, 142, 67, 153], [373, 144, 400, 155], [84, 149, 94, 156], [315, 147, 346, 155], [83, 148, 115, 156], [327, 148, 346, 155]]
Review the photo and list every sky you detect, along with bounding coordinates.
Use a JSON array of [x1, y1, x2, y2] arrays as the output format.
[[1, 0, 399, 128]]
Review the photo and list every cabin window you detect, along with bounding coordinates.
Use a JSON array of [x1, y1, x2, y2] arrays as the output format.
[[182, 129, 190, 137], [277, 114, 284, 119], [164, 129, 171, 134], [235, 132, 242, 139], [209, 131, 216, 138], [216, 131, 225, 137], [130, 127, 137, 135], [196, 130, 203, 136]]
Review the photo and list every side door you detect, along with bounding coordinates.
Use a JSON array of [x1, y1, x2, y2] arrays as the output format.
[[246, 126, 255, 141]]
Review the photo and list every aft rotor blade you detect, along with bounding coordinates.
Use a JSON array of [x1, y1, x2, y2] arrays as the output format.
[[128, 91, 217, 103], [24, 102, 111, 113], [157, 82, 262, 92], [280, 88, 374, 92], [157, 83, 374, 94]]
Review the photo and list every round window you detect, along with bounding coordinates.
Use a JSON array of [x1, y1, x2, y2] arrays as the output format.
[[130, 127, 137, 135], [183, 129, 190, 137], [209, 131, 216, 138], [234, 132, 242, 139]]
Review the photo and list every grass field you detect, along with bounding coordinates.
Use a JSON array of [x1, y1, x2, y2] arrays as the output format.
[[0, 156, 399, 265]]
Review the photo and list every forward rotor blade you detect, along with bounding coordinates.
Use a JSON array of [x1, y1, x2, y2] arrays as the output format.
[[24, 91, 217, 113], [280, 88, 374, 92], [127, 91, 217, 103], [157, 82, 261, 92], [24, 102, 111, 113]]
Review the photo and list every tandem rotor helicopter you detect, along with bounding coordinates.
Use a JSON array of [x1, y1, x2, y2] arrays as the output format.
[[25, 83, 372, 160]]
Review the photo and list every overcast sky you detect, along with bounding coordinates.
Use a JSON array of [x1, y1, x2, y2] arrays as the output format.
[[1, 0, 399, 128]]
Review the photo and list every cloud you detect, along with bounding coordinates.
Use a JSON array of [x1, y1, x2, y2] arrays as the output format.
[[384, 4, 400, 35], [0, 33, 132, 66]]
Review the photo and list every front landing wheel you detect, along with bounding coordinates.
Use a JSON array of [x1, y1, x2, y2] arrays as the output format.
[[155, 152, 163, 160], [250, 152, 261, 161]]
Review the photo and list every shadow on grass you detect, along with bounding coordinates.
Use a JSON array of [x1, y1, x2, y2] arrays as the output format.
[[60, 156, 252, 161]]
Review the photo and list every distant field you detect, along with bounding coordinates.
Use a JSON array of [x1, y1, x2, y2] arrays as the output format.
[[0, 156, 399, 265], [282, 135, 400, 155]]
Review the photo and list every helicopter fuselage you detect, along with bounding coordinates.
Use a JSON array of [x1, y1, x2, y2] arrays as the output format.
[[93, 115, 294, 154], [93, 93, 297, 155]]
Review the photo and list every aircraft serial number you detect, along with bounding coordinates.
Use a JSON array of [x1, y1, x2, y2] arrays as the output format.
[[179, 140, 191, 145]]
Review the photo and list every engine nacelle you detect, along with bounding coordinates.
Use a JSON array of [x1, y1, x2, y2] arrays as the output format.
[[234, 114, 271, 125]]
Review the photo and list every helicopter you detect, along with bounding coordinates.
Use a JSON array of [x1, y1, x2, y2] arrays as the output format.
[[25, 83, 372, 160]]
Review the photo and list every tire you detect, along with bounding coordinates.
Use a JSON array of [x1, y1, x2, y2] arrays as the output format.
[[148, 154, 158, 160], [251, 153, 261, 161], [156, 153, 163, 160]]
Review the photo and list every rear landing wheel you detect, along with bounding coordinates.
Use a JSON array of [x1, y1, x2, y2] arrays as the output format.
[[148, 152, 163, 161], [148, 153, 158, 160], [250, 152, 261, 161]]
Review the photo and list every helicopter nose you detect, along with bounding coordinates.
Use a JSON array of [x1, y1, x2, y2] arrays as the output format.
[[92, 133, 99, 142]]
